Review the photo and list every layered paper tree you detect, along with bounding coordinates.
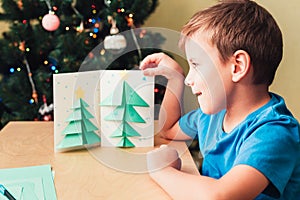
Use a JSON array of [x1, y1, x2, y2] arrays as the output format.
[[56, 98, 101, 150], [100, 81, 149, 147]]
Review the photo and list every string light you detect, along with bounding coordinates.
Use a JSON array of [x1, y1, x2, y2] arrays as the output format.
[[100, 49, 105, 55], [93, 28, 99, 33], [51, 65, 56, 71], [76, 21, 84, 32], [117, 8, 125, 13], [88, 52, 94, 58]]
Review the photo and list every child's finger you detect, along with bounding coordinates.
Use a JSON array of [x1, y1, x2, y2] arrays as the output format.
[[142, 67, 163, 77], [140, 62, 158, 71], [139, 53, 164, 69]]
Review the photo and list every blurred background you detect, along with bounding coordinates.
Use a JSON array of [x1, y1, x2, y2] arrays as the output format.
[[0, 0, 299, 130]]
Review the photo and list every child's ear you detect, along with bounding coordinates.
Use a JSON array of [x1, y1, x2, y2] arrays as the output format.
[[231, 50, 251, 82]]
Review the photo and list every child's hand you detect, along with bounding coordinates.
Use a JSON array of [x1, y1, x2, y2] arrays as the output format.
[[139, 53, 184, 80], [147, 145, 182, 172]]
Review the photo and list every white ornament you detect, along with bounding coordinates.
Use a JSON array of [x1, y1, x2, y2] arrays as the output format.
[[104, 34, 127, 54], [110, 26, 119, 35]]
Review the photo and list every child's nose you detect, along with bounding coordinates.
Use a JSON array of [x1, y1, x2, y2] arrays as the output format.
[[184, 72, 194, 86]]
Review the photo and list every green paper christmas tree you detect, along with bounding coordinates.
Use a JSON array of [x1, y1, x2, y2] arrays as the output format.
[[57, 98, 100, 150], [100, 81, 149, 147]]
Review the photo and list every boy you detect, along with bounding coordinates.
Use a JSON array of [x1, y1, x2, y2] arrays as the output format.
[[139, 0, 300, 199]]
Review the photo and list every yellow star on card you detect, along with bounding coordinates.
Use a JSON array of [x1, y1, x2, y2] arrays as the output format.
[[120, 70, 128, 80], [75, 86, 85, 99]]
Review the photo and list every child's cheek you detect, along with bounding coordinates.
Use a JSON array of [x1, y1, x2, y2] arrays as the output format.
[[197, 65, 227, 113]]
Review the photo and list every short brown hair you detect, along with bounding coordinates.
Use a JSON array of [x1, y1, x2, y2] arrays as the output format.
[[179, 0, 283, 85]]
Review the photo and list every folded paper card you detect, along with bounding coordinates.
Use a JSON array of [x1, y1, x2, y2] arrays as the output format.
[[54, 70, 154, 151], [54, 70, 101, 152], [0, 165, 57, 200], [100, 70, 154, 147]]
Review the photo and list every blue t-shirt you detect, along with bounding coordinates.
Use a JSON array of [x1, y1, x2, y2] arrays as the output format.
[[179, 93, 300, 199]]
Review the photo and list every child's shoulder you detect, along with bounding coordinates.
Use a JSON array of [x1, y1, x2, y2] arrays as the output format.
[[253, 92, 297, 123], [245, 92, 300, 140]]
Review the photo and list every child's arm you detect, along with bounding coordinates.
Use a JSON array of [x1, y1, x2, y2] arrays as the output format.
[[148, 146, 269, 200], [140, 53, 191, 141]]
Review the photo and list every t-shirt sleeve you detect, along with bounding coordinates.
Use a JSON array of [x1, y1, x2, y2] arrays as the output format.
[[179, 109, 201, 139], [234, 118, 300, 198]]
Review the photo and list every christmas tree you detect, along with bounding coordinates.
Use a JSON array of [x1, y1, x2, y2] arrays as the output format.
[[56, 98, 101, 151], [100, 81, 149, 147], [0, 0, 165, 128]]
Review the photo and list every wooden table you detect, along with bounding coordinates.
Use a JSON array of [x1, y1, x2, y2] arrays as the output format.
[[0, 121, 199, 200]]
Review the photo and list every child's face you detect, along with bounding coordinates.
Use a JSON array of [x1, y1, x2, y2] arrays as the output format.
[[184, 34, 231, 114]]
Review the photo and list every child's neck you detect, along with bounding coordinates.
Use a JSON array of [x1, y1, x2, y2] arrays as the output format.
[[223, 85, 270, 133]]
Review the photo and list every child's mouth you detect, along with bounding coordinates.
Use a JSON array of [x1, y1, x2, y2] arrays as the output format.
[[195, 92, 202, 97]]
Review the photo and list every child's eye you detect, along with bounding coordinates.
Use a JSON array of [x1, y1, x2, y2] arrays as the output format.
[[191, 62, 199, 69]]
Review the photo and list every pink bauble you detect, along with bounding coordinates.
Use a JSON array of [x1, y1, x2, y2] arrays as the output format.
[[42, 13, 60, 31]]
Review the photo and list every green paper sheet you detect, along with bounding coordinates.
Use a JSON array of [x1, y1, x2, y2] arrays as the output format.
[[0, 165, 57, 200], [0, 185, 23, 200]]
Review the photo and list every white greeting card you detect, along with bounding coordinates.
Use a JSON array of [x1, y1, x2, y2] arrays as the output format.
[[53, 70, 154, 151], [99, 70, 154, 147], [53, 70, 101, 152]]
